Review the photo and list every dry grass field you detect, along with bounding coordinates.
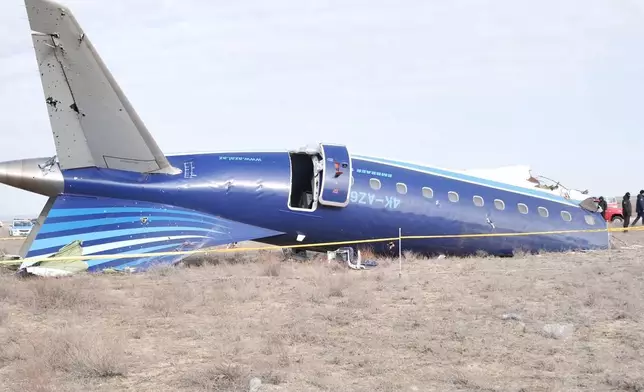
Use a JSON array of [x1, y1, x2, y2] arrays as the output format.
[[1, 231, 644, 392]]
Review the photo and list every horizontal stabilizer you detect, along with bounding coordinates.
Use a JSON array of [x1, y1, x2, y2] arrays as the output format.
[[24, 0, 179, 174], [18, 194, 284, 275]]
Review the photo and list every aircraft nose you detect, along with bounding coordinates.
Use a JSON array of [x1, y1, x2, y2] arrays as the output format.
[[0, 157, 64, 197]]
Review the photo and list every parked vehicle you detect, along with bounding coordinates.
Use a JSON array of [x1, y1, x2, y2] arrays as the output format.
[[594, 197, 623, 223], [8, 218, 34, 237]]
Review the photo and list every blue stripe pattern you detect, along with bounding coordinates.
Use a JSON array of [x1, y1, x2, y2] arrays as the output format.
[[39, 216, 227, 234], [25, 194, 284, 272], [28, 231, 215, 257], [31, 226, 222, 251]]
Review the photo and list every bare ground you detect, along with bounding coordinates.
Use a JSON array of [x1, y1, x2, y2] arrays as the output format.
[[1, 231, 644, 392]]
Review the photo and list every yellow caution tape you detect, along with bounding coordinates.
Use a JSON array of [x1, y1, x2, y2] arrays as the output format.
[[1, 225, 642, 263]]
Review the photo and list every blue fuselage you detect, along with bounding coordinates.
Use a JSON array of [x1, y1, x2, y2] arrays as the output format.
[[59, 150, 608, 256]]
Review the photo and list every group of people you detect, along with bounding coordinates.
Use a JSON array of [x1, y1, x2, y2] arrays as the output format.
[[596, 190, 644, 230]]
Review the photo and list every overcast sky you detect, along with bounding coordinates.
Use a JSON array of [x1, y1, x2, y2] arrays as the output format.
[[1, 0, 643, 217]]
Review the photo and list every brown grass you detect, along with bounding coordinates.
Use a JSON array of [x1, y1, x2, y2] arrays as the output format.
[[1, 232, 644, 391]]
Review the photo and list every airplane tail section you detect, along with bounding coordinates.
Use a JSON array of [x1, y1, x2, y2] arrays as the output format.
[[25, 0, 180, 174], [17, 194, 284, 276]]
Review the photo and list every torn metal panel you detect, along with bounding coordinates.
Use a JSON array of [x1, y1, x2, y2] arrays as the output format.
[[461, 165, 591, 202], [0, 255, 23, 271], [19, 240, 87, 277]]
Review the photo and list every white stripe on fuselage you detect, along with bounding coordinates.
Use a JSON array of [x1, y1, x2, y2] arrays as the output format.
[[30, 235, 209, 259], [352, 156, 580, 207]]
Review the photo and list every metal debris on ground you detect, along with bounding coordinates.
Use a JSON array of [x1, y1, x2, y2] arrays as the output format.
[[327, 247, 378, 270]]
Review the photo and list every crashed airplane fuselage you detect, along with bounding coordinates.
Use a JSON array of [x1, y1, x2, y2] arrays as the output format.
[[0, 0, 608, 276]]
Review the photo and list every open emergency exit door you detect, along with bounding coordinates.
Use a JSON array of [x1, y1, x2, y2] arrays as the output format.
[[318, 143, 352, 207]]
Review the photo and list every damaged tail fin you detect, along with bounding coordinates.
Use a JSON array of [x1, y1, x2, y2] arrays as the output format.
[[24, 0, 180, 174]]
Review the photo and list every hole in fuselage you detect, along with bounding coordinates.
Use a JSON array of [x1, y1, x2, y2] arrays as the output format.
[[289, 153, 316, 210]]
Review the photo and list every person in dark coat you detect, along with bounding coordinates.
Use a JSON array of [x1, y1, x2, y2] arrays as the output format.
[[632, 190, 644, 226], [622, 192, 632, 229], [597, 196, 608, 220]]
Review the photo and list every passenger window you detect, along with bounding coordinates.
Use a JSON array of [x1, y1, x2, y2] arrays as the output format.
[[396, 183, 407, 195], [494, 199, 505, 210], [473, 195, 484, 207], [538, 206, 549, 218], [518, 203, 528, 214], [369, 178, 381, 190], [448, 191, 459, 202], [422, 187, 434, 199], [561, 211, 572, 222], [584, 215, 595, 226]]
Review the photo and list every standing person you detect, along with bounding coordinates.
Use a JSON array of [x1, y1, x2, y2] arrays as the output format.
[[632, 190, 644, 226], [597, 196, 608, 220], [622, 192, 632, 231]]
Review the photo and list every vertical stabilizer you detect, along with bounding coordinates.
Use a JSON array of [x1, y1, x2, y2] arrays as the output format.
[[24, 0, 180, 174]]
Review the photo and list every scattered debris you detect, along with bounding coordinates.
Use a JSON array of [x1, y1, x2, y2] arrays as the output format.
[[249, 377, 262, 392], [282, 248, 309, 261], [619, 244, 644, 250], [542, 323, 574, 340], [16, 240, 86, 277], [0, 253, 22, 270], [501, 313, 523, 321], [226, 242, 238, 249], [327, 247, 378, 270]]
